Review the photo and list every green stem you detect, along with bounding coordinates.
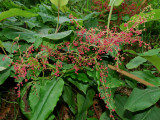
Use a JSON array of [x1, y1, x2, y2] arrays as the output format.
[[107, 1, 115, 37], [87, 0, 89, 10], [55, 0, 60, 33]]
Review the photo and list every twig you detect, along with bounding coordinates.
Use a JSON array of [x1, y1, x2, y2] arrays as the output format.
[[108, 64, 155, 87]]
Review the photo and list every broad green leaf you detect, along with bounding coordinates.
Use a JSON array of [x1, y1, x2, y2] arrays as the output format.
[[62, 85, 76, 114], [137, 48, 160, 56], [109, 0, 124, 6], [54, 16, 82, 24], [0, 24, 34, 33], [31, 78, 64, 120], [123, 50, 137, 55], [131, 71, 160, 86], [67, 78, 89, 94], [48, 114, 55, 120], [41, 30, 72, 40], [115, 95, 133, 120], [0, 54, 12, 69], [83, 12, 100, 21], [0, 67, 11, 85], [2, 41, 18, 54], [120, 9, 160, 31], [38, 12, 55, 23], [1, 29, 36, 43], [62, 64, 74, 70], [126, 56, 147, 69], [77, 73, 91, 83], [100, 112, 111, 120], [132, 106, 160, 120], [0, 8, 37, 22], [105, 74, 125, 88], [76, 89, 95, 120], [33, 36, 42, 49], [125, 87, 160, 112], [142, 55, 160, 72], [29, 82, 41, 111], [65, 73, 91, 83], [50, 0, 69, 7], [25, 20, 40, 29]]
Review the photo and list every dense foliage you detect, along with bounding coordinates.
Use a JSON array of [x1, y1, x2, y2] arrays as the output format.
[[0, 0, 160, 120]]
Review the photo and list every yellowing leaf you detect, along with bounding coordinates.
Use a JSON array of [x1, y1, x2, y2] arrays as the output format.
[[50, 0, 69, 7]]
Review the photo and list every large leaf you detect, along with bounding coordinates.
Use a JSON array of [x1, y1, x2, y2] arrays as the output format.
[[115, 95, 133, 120], [50, 0, 69, 7], [137, 48, 160, 56], [126, 56, 147, 69], [120, 9, 160, 31], [67, 78, 89, 94], [105, 74, 125, 88], [38, 12, 55, 23], [31, 78, 64, 120], [29, 82, 41, 111], [125, 87, 160, 112], [131, 71, 160, 86], [132, 106, 160, 120], [100, 112, 111, 120], [109, 0, 124, 6], [62, 85, 76, 114], [2, 41, 18, 54], [0, 54, 12, 70], [41, 30, 72, 40], [142, 55, 160, 72], [76, 89, 95, 120], [0, 8, 37, 22], [0, 67, 11, 85]]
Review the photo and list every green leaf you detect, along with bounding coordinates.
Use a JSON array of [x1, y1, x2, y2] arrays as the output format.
[[125, 87, 160, 112], [0, 8, 37, 22], [131, 71, 160, 86], [142, 55, 160, 72], [83, 12, 100, 21], [138, 48, 160, 56], [2, 41, 18, 54], [33, 36, 43, 49], [62, 85, 76, 114], [77, 73, 91, 83], [31, 78, 64, 120], [100, 112, 111, 120], [41, 30, 72, 40], [48, 114, 55, 120], [29, 82, 41, 111], [132, 106, 160, 120], [105, 74, 125, 88], [50, 0, 69, 7], [115, 95, 133, 120], [126, 56, 147, 69], [109, 0, 124, 6], [38, 12, 55, 23], [120, 9, 160, 31], [0, 54, 12, 70], [0, 67, 11, 85], [67, 78, 89, 94], [76, 89, 95, 120]]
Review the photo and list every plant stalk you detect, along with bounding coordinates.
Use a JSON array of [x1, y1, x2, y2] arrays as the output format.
[[108, 64, 155, 87]]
